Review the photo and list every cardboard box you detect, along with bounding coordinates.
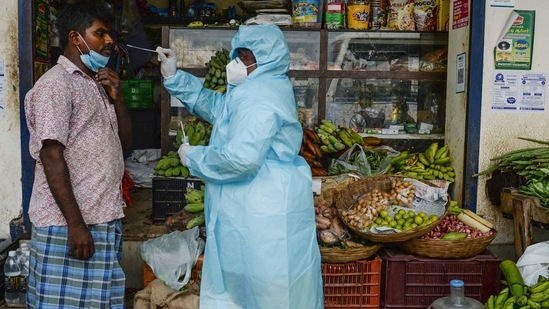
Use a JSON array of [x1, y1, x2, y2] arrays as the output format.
[[436, 0, 451, 31]]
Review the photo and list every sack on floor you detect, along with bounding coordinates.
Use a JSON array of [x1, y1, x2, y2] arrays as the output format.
[[133, 279, 200, 309]]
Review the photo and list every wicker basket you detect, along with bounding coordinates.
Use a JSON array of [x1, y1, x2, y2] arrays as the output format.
[[320, 243, 383, 263], [334, 175, 448, 243], [396, 230, 498, 259]]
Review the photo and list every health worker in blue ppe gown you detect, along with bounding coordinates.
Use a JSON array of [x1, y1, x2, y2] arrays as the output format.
[[156, 24, 323, 309]]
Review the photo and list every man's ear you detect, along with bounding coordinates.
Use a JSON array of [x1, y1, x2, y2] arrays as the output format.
[[68, 30, 81, 47]]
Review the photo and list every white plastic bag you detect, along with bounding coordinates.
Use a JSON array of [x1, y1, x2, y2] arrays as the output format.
[[516, 241, 549, 286], [140, 227, 205, 290]]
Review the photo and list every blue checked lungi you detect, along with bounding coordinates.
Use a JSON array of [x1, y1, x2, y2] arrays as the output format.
[[27, 220, 125, 309]]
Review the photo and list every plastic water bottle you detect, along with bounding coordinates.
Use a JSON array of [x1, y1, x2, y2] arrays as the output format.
[[4, 250, 21, 306], [19, 249, 30, 305], [428, 280, 484, 309]]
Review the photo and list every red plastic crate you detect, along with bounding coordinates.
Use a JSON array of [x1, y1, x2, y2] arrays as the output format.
[[379, 247, 501, 308], [322, 256, 382, 309]]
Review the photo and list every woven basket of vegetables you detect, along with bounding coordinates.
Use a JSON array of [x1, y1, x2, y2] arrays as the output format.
[[396, 210, 498, 259], [397, 231, 497, 259], [320, 242, 383, 263], [334, 175, 449, 243]]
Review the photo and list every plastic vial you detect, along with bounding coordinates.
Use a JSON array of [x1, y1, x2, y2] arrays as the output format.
[[428, 280, 484, 309], [4, 250, 22, 306]]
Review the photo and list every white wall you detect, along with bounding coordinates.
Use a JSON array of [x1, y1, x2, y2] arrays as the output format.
[[0, 0, 21, 238], [477, 0, 549, 245], [444, 0, 470, 205]]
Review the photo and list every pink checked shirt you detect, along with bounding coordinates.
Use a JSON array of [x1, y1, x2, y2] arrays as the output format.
[[24, 56, 125, 227]]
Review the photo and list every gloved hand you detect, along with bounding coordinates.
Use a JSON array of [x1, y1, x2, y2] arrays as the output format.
[[156, 47, 177, 79], [178, 144, 193, 165]]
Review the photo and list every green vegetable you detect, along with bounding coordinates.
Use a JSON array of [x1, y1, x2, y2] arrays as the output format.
[[441, 232, 466, 240], [500, 259, 525, 297]]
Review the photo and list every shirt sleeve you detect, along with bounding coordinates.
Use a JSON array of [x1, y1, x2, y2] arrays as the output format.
[[25, 76, 73, 159]]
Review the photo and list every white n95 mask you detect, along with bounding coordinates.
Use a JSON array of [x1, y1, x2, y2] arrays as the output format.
[[226, 58, 256, 85]]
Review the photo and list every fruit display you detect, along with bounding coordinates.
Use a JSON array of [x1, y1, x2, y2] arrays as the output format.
[[484, 259, 549, 309], [154, 151, 190, 177], [390, 142, 455, 182], [203, 48, 230, 93], [315, 119, 364, 154], [338, 178, 441, 232], [174, 117, 212, 149], [300, 127, 326, 176], [184, 186, 206, 230]]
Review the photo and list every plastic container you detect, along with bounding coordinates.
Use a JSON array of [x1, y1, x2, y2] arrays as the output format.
[[428, 280, 484, 309], [347, 0, 370, 29], [380, 248, 501, 308], [4, 251, 21, 306], [322, 256, 382, 308]]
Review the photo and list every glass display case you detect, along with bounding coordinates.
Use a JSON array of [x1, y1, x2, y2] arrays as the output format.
[[160, 27, 448, 153]]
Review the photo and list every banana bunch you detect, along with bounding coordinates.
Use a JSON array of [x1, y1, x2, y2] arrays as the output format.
[[174, 118, 212, 149], [184, 186, 206, 229], [315, 119, 346, 154], [340, 126, 366, 148], [203, 48, 230, 93], [485, 276, 549, 309], [300, 127, 326, 176], [390, 142, 455, 182], [154, 151, 190, 178]]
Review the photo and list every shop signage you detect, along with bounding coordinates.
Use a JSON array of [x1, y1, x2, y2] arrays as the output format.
[[494, 10, 535, 70]]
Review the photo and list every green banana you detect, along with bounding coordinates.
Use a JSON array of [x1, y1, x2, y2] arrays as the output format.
[[184, 203, 205, 213], [434, 145, 449, 159], [418, 153, 431, 166], [503, 296, 517, 308], [319, 124, 334, 134], [338, 130, 354, 148], [495, 287, 509, 309], [434, 156, 451, 165], [528, 299, 542, 309], [530, 281, 549, 294], [181, 166, 189, 177], [320, 119, 337, 132], [485, 294, 496, 309], [530, 291, 549, 303], [425, 142, 439, 164], [186, 214, 205, 229], [344, 127, 364, 145]]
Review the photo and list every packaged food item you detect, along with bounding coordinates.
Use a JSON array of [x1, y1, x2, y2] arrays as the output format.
[[347, 0, 370, 30], [370, 0, 389, 29], [325, 0, 345, 29], [414, 0, 436, 31], [435, 0, 450, 31], [292, 0, 322, 28], [387, 0, 415, 30]]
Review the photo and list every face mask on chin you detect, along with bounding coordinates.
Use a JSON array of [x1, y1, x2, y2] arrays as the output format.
[[76, 32, 110, 73], [226, 58, 256, 85]]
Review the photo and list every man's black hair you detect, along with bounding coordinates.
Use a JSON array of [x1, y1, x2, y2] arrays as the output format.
[[56, 0, 115, 50]]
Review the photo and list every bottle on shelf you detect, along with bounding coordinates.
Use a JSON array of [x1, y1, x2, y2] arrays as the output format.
[[428, 279, 484, 309], [4, 250, 22, 306]]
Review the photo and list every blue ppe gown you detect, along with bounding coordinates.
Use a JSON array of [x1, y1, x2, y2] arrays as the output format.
[[163, 25, 324, 309]]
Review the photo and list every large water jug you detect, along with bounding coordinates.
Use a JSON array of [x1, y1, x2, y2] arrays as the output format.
[[428, 279, 484, 309]]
